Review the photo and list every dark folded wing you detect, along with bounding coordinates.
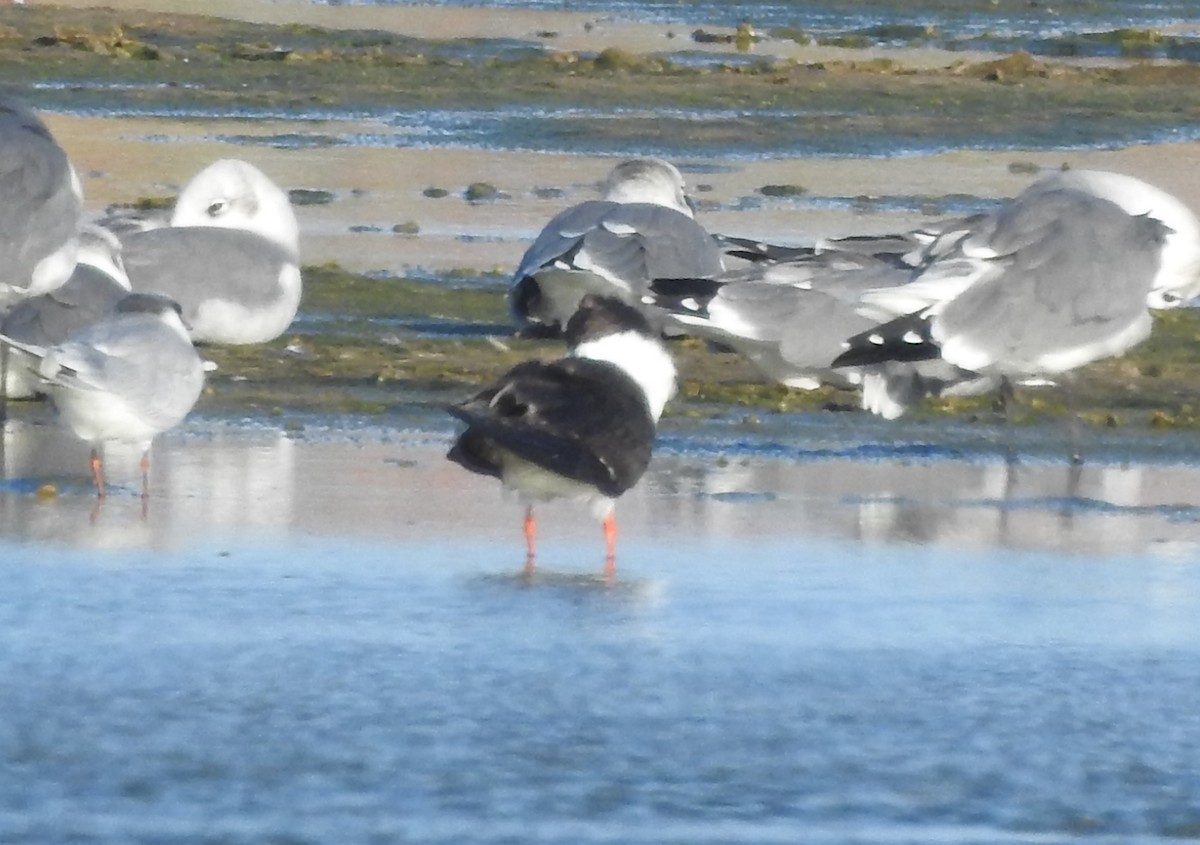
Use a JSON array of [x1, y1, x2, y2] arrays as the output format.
[[447, 358, 656, 497]]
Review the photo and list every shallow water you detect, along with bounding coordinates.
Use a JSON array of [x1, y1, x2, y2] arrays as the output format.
[[316, 0, 1200, 39], [3, 414, 1200, 843], [311, 0, 1200, 61], [36, 87, 1200, 164], [8, 1, 1200, 837]]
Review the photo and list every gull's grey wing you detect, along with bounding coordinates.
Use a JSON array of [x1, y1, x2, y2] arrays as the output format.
[[514, 200, 617, 281], [121, 227, 296, 310], [0, 101, 82, 297], [583, 203, 723, 284], [512, 201, 723, 329], [50, 314, 204, 429], [935, 188, 1166, 372], [1, 265, 128, 347]]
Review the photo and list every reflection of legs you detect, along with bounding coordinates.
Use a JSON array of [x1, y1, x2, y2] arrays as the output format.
[[995, 376, 1018, 464], [1062, 374, 1083, 465], [90, 448, 105, 498], [996, 376, 1015, 424], [1058, 461, 1084, 526]]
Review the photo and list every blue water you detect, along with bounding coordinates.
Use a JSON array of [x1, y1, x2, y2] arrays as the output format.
[[24, 0, 1200, 160], [311, 0, 1200, 39], [3, 530, 1199, 844]]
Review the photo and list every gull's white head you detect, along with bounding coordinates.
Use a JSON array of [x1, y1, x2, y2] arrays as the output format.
[[601, 157, 695, 218], [170, 159, 299, 253], [1039, 169, 1200, 309]]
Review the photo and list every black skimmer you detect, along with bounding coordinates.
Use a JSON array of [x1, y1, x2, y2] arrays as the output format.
[[447, 294, 676, 574]]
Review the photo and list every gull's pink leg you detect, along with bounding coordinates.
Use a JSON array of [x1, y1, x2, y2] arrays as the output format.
[[90, 449, 105, 498]]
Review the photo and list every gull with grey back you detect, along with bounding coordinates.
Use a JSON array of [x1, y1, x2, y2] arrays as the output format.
[[509, 158, 724, 335], [117, 159, 301, 345], [647, 229, 994, 416], [0, 98, 83, 312], [1, 293, 205, 497], [833, 171, 1195, 417], [2, 225, 131, 400]]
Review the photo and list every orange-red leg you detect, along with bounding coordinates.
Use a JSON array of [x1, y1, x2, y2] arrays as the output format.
[[603, 511, 617, 574], [89, 449, 105, 498], [523, 505, 537, 563]]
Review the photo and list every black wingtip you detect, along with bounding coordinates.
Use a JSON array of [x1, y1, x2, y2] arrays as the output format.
[[831, 311, 940, 368], [713, 233, 816, 264], [644, 277, 724, 318]]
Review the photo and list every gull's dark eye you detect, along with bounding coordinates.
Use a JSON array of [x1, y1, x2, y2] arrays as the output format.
[[207, 199, 228, 217]]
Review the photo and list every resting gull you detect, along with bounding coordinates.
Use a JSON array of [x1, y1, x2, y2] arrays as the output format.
[[832, 170, 1197, 411], [117, 158, 301, 345], [2, 225, 132, 400], [0, 98, 83, 311], [509, 157, 724, 335], [647, 229, 994, 416]]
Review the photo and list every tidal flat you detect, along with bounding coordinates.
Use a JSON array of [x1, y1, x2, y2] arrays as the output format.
[[5, 6, 1200, 844], [4, 2, 1200, 432], [5, 4, 1200, 156]]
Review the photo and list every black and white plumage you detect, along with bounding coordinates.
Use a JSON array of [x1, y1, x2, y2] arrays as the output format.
[[800, 170, 1196, 418], [833, 176, 1183, 390], [509, 158, 724, 335], [1, 293, 205, 497], [647, 233, 993, 417], [0, 99, 83, 311], [447, 295, 677, 571], [117, 158, 301, 345], [648, 249, 914, 391], [2, 225, 131, 399]]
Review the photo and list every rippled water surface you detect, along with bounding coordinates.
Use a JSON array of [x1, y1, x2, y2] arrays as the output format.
[[7, 0, 1200, 838], [316, 0, 1200, 38], [3, 418, 1200, 844]]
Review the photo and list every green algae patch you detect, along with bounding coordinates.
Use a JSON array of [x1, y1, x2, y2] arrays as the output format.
[[299, 263, 508, 324], [8, 6, 1200, 155], [463, 182, 504, 203], [35, 24, 163, 60], [758, 184, 807, 198], [959, 51, 1054, 82], [193, 263, 1200, 430]]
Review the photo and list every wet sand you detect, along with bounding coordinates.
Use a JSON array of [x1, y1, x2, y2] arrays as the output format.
[[44, 111, 1200, 275]]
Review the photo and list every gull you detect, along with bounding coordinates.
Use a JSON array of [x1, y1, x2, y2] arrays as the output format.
[[832, 170, 1199, 415], [509, 157, 724, 335], [648, 248, 913, 391], [117, 158, 301, 345], [447, 295, 676, 575], [1, 293, 206, 497], [646, 231, 994, 417], [0, 98, 83, 311], [2, 224, 131, 400]]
